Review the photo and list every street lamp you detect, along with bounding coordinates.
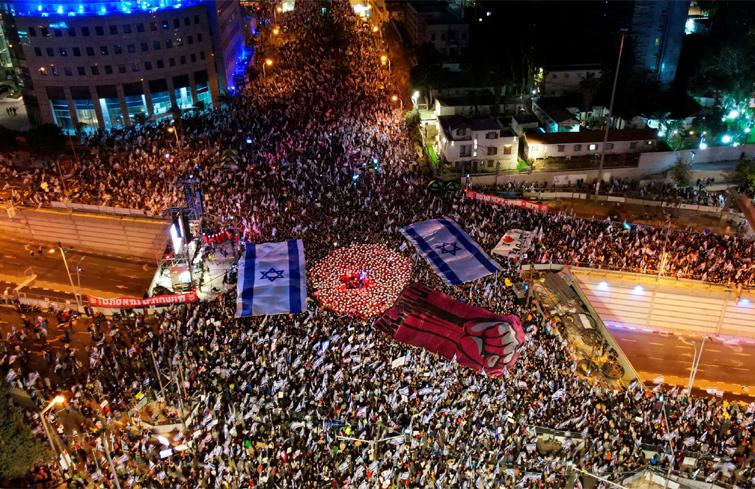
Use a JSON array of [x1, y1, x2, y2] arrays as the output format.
[[167, 126, 180, 146], [391, 94, 403, 110], [595, 29, 626, 197], [40, 395, 68, 470], [42, 395, 66, 414], [380, 54, 391, 72], [272, 26, 280, 36], [372, 25, 379, 34], [263, 58, 273, 77], [75, 256, 85, 294], [54, 245, 82, 312], [411, 90, 420, 112]]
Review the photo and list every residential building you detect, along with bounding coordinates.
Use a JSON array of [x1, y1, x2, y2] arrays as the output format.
[[401, 1, 468, 57], [533, 96, 612, 132], [0, 0, 244, 132], [525, 128, 657, 160], [532, 98, 581, 133], [510, 112, 539, 138], [628, 0, 690, 85], [437, 115, 519, 172], [434, 93, 525, 118], [541, 64, 603, 97]]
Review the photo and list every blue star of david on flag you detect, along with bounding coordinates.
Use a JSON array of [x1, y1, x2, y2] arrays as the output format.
[[437, 241, 461, 255], [236, 240, 307, 317], [260, 267, 285, 282], [400, 218, 501, 285]]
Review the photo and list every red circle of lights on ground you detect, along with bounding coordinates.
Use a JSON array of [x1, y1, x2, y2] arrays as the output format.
[[310, 244, 412, 318]]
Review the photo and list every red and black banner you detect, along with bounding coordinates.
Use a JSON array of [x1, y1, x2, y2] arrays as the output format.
[[375, 283, 525, 376], [87, 291, 198, 308]]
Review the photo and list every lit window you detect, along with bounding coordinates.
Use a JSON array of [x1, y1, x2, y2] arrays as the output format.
[[588, 143, 597, 151]]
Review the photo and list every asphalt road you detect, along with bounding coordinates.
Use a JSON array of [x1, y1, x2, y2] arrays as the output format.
[[0, 239, 156, 298], [610, 326, 755, 395]]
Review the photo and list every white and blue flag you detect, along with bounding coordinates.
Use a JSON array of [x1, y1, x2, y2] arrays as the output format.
[[236, 240, 307, 317], [400, 218, 501, 285]]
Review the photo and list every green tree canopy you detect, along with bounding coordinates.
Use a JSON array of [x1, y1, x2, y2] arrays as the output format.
[[689, 2, 755, 99], [26, 123, 65, 155], [736, 157, 755, 193], [0, 386, 51, 480]]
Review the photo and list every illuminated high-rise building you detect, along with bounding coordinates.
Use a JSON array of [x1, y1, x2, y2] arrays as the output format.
[[0, 0, 245, 132]]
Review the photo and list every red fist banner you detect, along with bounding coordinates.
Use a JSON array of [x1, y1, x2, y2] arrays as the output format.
[[375, 283, 525, 376]]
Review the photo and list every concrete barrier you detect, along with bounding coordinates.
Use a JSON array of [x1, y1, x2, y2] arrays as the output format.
[[467, 144, 755, 187], [519, 191, 734, 216]]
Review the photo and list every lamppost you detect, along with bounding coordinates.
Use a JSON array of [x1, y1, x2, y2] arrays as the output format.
[[380, 54, 391, 72], [167, 126, 180, 146], [75, 256, 85, 294], [687, 336, 708, 396], [40, 395, 67, 469], [53, 245, 82, 312], [391, 94, 403, 110], [656, 215, 672, 281], [263, 58, 273, 77], [595, 29, 626, 197]]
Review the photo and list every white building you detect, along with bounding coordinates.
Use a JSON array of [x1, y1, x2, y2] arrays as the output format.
[[541, 64, 603, 97], [437, 115, 519, 172], [532, 99, 580, 132], [401, 1, 468, 57], [525, 129, 658, 160], [434, 93, 525, 118]]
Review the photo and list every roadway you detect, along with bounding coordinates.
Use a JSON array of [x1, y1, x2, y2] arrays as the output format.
[[0, 239, 156, 300], [610, 326, 755, 398]]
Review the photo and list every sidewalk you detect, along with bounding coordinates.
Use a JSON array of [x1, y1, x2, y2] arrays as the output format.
[[0, 95, 30, 132]]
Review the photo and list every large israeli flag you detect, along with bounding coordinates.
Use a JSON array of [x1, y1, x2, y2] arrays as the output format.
[[401, 218, 501, 285], [236, 240, 307, 317]]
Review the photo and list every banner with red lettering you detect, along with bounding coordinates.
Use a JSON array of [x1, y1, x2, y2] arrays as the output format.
[[375, 283, 525, 376], [87, 291, 198, 308], [465, 189, 549, 213]]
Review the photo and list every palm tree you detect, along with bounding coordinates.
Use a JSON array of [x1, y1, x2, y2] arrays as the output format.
[[579, 72, 601, 110], [217, 91, 233, 109], [132, 112, 147, 126]]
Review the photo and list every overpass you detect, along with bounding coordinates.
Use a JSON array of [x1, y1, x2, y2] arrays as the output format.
[[568, 268, 755, 339], [0, 204, 170, 262]]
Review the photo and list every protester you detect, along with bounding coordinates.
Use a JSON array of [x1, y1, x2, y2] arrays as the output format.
[[1, 1, 754, 487]]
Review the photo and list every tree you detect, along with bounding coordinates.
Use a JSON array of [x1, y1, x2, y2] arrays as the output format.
[[735, 157, 755, 193], [670, 157, 692, 187], [132, 112, 148, 126], [579, 72, 601, 110], [26, 124, 65, 154], [688, 2, 755, 99], [217, 91, 233, 108], [0, 386, 50, 480]]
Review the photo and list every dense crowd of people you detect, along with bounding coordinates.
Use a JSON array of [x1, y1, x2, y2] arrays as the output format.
[[1, 1, 755, 488]]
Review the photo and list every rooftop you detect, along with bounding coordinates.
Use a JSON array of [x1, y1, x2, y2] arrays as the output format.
[[525, 128, 657, 145], [542, 63, 605, 72], [439, 115, 507, 140], [437, 93, 497, 107], [409, 1, 465, 25], [534, 100, 578, 124], [512, 112, 539, 124]]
